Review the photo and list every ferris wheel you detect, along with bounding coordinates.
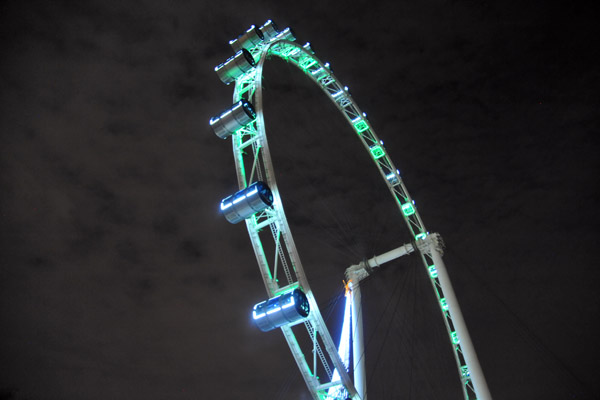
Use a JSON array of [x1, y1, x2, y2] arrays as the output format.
[[210, 20, 492, 400]]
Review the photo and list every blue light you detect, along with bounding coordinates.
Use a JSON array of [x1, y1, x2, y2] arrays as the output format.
[[246, 187, 258, 196], [220, 202, 232, 210], [267, 307, 281, 314], [282, 296, 296, 309]]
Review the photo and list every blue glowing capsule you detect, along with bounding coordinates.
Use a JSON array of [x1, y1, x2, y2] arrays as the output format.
[[220, 181, 273, 224], [252, 289, 310, 332]]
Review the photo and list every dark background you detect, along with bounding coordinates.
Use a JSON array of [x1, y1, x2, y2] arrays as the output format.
[[1, 1, 598, 399]]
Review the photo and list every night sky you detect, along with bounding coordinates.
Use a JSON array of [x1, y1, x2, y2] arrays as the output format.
[[1, 1, 599, 399]]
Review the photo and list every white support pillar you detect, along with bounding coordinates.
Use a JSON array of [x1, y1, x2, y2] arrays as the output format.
[[427, 237, 493, 400], [345, 242, 415, 400]]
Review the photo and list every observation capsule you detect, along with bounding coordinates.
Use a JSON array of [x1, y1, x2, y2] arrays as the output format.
[[229, 25, 264, 52], [220, 181, 273, 224], [259, 20, 279, 40], [215, 49, 256, 85], [210, 99, 256, 139], [252, 289, 310, 332], [274, 27, 296, 42]]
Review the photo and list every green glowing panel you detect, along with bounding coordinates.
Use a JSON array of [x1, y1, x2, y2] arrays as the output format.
[[428, 265, 438, 279], [401, 202, 415, 216], [353, 120, 369, 133], [369, 145, 385, 159], [415, 233, 427, 240], [440, 298, 449, 311], [451, 331, 460, 344], [299, 57, 317, 69]]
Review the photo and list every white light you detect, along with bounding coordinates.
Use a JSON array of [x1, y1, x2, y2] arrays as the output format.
[[221, 109, 232, 119], [232, 195, 246, 204], [267, 307, 281, 315], [220, 202, 232, 210], [386, 172, 395, 181], [209, 117, 219, 125], [351, 116, 361, 123], [327, 294, 353, 398], [332, 90, 343, 98], [253, 311, 266, 319], [246, 187, 258, 196], [311, 67, 323, 75], [344, 86, 348, 91]]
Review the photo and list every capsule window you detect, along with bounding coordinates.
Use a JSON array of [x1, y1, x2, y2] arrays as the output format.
[[220, 181, 273, 224], [214, 49, 256, 85], [252, 289, 310, 332], [210, 99, 256, 139], [259, 20, 279, 41], [230, 25, 265, 52]]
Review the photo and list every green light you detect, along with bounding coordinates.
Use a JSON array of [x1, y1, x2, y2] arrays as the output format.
[[415, 232, 427, 240], [299, 56, 317, 70], [451, 331, 460, 344], [353, 119, 369, 133], [369, 145, 385, 159], [401, 202, 415, 216], [428, 265, 438, 278], [440, 298, 449, 311]]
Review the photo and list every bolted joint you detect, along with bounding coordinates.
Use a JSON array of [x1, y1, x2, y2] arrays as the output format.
[[415, 232, 445, 256]]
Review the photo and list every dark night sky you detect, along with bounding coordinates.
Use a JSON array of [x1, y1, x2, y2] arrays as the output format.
[[1, 1, 599, 399]]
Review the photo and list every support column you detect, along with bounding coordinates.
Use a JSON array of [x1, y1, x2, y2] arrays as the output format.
[[428, 237, 492, 400]]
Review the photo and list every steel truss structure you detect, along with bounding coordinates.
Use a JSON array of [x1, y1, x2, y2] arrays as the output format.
[[212, 22, 492, 400]]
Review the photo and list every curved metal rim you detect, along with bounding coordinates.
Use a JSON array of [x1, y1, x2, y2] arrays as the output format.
[[224, 35, 477, 400]]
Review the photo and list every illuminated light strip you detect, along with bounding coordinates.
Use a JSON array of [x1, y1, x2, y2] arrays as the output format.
[[253, 311, 266, 320], [220, 202, 233, 210], [267, 307, 281, 314], [327, 293, 352, 399], [232, 195, 246, 204], [332, 90, 344, 98], [246, 187, 259, 196]]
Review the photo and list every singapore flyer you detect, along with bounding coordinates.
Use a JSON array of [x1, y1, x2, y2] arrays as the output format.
[[211, 21, 491, 400]]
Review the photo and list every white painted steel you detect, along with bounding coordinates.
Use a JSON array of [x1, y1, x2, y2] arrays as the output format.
[[426, 234, 493, 400], [215, 26, 492, 400]]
